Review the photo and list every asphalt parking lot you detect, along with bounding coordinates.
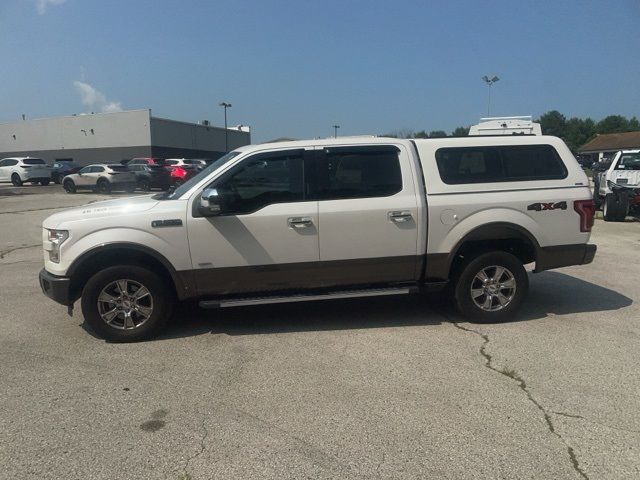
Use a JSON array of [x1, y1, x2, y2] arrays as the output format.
[[1, 183, 639, 480]]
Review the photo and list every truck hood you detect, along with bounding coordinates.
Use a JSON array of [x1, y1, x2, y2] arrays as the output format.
[[43, 195, 159, 229]]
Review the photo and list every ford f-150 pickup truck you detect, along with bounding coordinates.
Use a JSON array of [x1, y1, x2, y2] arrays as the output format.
[[39, 136, 596, 341]]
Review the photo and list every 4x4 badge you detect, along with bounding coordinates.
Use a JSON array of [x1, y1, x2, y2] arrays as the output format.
[[527, 201, 567, 212]]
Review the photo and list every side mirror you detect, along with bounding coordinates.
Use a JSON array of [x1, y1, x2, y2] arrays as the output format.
[[199, 188, 222, 216]]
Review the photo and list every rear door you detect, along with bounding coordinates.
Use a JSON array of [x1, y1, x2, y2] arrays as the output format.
[[313, 145, 420, 286]]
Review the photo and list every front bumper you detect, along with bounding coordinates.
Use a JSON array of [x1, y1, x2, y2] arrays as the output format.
[[534, 244, 597, 272], [39, 268, 72, 306]]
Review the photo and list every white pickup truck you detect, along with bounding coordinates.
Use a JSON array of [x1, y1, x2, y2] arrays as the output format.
[[39, 136, 596, 341]]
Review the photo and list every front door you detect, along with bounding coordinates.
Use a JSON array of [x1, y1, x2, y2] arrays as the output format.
[[314, 145, 420, 286], [75, 166, 94, 186], [187, 149, 320, 296]]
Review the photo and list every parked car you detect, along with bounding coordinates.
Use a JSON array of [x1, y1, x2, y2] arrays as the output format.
[[0, 157, 51, 186], [127, 164, 171, 191], [593, 149, 640, 221], [62, 164, 137, 194], [51, 160, 81, 184], [127, 157, 165, 167], [39, 135, 596, 341], [575, 155, 594, 169], [165, 158, 208, 171], [166, 164, 198, 187]]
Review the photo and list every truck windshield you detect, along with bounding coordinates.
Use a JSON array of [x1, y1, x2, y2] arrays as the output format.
[[156, 151, 241, 200], [615, 153, 640, 170]]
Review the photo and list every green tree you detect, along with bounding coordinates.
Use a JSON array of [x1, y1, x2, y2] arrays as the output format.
[[537, 110, 567, 137], [451, 126, 469, 137], [596, 115, 630, 134], [428, 130, 447, 138]]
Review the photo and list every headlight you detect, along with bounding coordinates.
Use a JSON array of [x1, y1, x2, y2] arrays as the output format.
[[46, 229, 69, 263]]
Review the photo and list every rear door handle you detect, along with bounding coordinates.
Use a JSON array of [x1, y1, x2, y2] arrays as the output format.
[[388, 211, 413, 222], [288, 217, 313, 228]]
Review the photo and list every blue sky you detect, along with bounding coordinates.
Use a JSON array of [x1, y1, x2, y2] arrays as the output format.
[[1, 0, 639, 142]]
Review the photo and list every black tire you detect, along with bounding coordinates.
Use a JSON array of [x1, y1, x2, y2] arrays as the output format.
[[125, 184, 137, 193], [96, 178, 112, 194], [40, 178, 50, 186], [454, 251, 528, 323], [53, 174, 61, 184], [603, 193, 628, 222], [11, 173, 23, 186], [139, 179, 151, 191], [63, 179, 76, 193], [81, 265, 174, 342]]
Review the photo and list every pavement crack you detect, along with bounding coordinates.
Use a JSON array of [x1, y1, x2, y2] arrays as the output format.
[[0, 244, 40, 259], [181, 413, 209, 478], [451, 322, 589, 480], [551, 411, 640, 435]]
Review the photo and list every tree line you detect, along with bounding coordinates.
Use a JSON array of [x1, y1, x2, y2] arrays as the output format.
[[384, 111, 640, 152]]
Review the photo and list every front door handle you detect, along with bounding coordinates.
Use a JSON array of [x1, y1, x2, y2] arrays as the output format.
[[388, 211, 413, 223], [288, 217, 313, 228]]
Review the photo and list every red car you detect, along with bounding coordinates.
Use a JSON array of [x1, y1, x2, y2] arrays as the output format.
[[166, 164, 198, 186]]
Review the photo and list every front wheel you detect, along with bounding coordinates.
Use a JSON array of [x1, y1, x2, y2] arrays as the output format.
[[63, 179, 76, 193], [81, 265, 174, 342], [40, 178, 50, 186], [454, 251, 528, 323]]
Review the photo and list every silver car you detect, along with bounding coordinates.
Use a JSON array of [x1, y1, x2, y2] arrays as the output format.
[[62, 164, 137, 194]]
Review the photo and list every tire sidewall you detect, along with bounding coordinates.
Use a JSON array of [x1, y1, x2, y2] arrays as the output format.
[[11, 173, 22, 186], [454, 251, 528, 323], [81, 265, 174, 342], [97, 179, 111, 194], [63, 180, 76, 193]]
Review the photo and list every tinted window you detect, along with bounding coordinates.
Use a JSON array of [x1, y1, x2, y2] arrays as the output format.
[[615, 152, 640, 170], [91, 166, 105, 173], [315, 148, 402, 200], [108, 165, 128, 172], [23, 159, 46, 165], [79, 166, 92, 174], [165, 160, 179, 165], [213, 152, 304, 214], [0, 159, 10, 167], [435, 145, 567, 184]]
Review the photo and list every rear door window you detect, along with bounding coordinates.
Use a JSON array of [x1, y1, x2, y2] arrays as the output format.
[[435, 144, 567, 184], [314, 147, 402, 200], [23, 159, 46, 165]]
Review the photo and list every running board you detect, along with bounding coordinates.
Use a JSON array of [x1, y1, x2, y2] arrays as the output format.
[[199, 286, 417, 309]]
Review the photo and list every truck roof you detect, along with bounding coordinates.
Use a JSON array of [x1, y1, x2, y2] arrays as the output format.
[[238, 135, 566, 155]]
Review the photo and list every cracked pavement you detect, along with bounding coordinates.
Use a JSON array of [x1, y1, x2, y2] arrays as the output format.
[[1, 184, 639, 479]]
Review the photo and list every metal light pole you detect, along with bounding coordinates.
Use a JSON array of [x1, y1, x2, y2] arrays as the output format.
[[219, 102, 232, 151], [481, 76, 499, 116], [332, 124, 340, 138]]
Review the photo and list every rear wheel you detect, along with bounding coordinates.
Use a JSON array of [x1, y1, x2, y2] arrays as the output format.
[[63, 179, 76, 193], [53, 174, 61, 184], [454, 251, 528, 323], [11, 173, 23, 186], [40, 178, 50, 186], [81, 265, 174, 342], [603, 193, 628, 222], [96, 178, 112, 194]]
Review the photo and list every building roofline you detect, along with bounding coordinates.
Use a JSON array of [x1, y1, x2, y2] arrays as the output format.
[[0, 109, 152, 127]]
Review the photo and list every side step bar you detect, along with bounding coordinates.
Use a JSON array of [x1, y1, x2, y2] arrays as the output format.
[[199, 286, 417, 309]]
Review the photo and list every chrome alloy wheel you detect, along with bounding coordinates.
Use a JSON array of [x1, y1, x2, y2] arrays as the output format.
[[97, 279, 154, 330], [470, 266, 517, 312]]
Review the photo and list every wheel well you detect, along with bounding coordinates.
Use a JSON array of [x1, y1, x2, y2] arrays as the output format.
[[68, 248, 178, 301], [449, 225, 537, 279]]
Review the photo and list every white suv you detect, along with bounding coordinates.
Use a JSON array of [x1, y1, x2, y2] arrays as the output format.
[[0, 157, 52, 186], [62, 164, 137, 194]]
